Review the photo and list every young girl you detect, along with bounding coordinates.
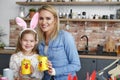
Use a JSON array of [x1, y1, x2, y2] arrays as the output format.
[[9, 13, 43, 79]]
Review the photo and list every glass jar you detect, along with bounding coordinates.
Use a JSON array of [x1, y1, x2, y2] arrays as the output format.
[[19, 6, 25, 18]]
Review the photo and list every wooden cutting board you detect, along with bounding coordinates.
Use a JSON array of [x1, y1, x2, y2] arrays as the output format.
[[105, 36, 115, 52]]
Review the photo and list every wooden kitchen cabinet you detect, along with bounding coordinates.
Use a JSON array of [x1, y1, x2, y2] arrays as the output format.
[[0, 54, 11, 75], [77, 57, 119, 80], [0, 49, 120, 80], [96, 59, 117, 78], [77, 58, 96, 80]]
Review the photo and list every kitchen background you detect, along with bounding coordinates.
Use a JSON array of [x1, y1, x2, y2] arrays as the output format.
[[1, 0, 120, 52], [0, 0, 22, 46]]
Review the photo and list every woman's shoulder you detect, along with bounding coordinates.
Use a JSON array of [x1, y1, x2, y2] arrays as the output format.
[[59, 30, 73, 38], [60, 30, 69, 34]]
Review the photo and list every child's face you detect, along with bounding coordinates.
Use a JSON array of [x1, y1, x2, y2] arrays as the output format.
[[20, 33, 37, 52]]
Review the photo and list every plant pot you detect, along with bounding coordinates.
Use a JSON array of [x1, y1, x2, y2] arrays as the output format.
[[29, 8, 36, 18], [29, 11, 36, 18]]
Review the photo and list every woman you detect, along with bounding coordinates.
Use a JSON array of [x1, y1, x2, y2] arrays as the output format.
[[37, 5, 81, 80]]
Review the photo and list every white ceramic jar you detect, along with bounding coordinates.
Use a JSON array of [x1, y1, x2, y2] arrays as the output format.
[[32, 0, 40, 1]]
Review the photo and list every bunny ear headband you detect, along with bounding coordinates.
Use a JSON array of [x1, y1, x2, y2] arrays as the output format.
[[15, 12, 39, 36]]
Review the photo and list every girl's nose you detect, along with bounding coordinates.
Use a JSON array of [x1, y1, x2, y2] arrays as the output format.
[[26, 41, 30, 44]]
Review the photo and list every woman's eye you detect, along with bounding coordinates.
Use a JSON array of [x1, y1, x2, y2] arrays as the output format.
[[39, 17, 51, 20], [39, 17, 43, 20]]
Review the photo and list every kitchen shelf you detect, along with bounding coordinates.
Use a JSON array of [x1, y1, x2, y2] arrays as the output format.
[[60, 18, 120, 22], [16, 1, 120, 6], [23, 18, 120, 22]]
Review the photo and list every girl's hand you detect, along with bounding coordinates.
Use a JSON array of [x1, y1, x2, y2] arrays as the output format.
[[30, 65, 34, 74], [18, 66, 23, 78], [19, 65, 34, 77]]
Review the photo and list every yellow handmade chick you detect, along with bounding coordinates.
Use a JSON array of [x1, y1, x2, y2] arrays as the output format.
[[37, 56, 48, 72], [21, 59, 31, 75]]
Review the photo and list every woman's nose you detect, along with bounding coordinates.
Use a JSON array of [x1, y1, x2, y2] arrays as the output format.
[[42, 19, 47, 24]]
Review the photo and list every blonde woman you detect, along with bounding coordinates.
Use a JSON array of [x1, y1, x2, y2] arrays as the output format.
[[37, 5, 81, 80]]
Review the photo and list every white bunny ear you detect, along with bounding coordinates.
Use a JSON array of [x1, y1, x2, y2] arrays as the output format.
[[16, 17, 27, 29], [30, 12, 39, 29]]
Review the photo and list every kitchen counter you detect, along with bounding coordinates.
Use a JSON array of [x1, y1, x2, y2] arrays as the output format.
[[0, 49, 120, 59], [1, 49, 119, 80], [0, 49, 15, 54], [80, 55, 120, 59]]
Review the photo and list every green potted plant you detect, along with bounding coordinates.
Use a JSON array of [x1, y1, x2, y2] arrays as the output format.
[[0, 28, 6, 48], [29, 8, 36, 18]]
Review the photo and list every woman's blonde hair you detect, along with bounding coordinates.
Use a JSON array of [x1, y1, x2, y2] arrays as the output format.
[[15, 30, 38, 53], [37, 5, 60, 42]]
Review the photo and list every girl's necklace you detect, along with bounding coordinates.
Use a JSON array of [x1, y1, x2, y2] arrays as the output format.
[[23, 52, 34, 56]]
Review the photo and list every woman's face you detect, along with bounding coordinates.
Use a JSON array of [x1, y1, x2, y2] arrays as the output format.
[[38, 10, 56, 34]]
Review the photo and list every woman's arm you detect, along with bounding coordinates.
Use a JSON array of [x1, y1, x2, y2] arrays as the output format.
[[55, 31, 81, 75]]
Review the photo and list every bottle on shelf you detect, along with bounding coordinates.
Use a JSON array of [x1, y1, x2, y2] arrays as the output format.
[[69, 9, 72, 19], [82, 11, 86, 19]]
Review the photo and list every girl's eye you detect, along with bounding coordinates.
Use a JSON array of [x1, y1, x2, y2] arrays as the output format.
[[29, 39, 35, 42], [22, 39, 27, 42], [46, 17, 51, 20]]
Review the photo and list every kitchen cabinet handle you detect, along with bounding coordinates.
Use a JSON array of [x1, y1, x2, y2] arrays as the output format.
[[92, 60, 95, 63]]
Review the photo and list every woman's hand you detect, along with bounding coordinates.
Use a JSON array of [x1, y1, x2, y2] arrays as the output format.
[[48, 60, 52, 73], [47, 60, 56, 76]]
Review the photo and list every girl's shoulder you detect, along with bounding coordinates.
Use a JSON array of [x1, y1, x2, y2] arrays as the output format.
[[11, 52, 21, 57], [33, 53, 39, 57], [10, 52, 22, 60]]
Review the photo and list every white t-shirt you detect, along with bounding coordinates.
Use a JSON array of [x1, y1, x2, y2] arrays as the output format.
[[9, 51, 43, 79]]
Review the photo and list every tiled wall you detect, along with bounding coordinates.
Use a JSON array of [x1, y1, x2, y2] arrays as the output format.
[[9, 19, 120, 51], [9, 20, 29, 46], [60, 21, 120, 51]]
